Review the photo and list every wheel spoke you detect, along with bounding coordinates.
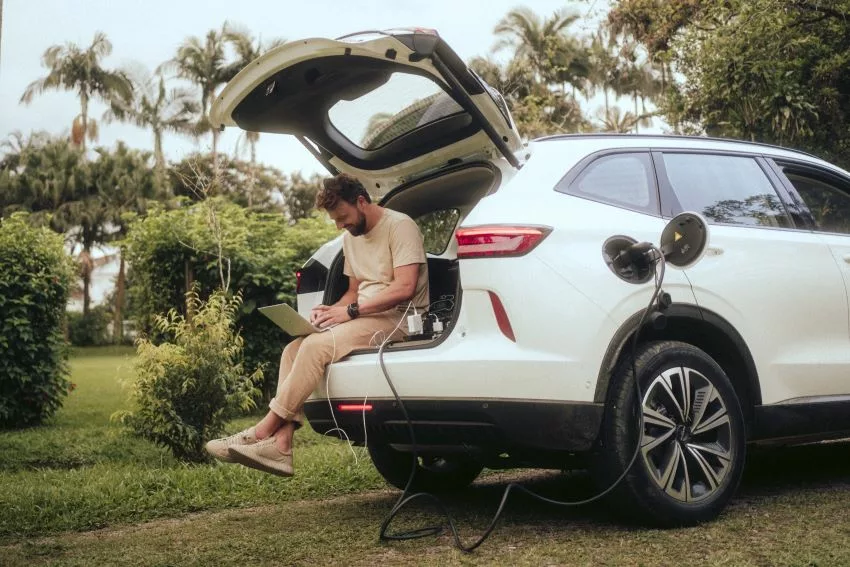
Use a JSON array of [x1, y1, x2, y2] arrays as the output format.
[[655, 369, 688, 422], [642, 426, 676, 453], [661, 443, 689, 501], [690, 383, 715, 430], [643, 405, 676, 429], [686, 442, 731, 488], [691, 407, 730, 436]]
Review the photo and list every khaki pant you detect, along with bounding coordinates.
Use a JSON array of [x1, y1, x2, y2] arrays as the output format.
[[268, 310, 407, 423]]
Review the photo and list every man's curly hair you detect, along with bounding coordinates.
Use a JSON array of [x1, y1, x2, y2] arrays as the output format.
[[315, 173, 372, 210]]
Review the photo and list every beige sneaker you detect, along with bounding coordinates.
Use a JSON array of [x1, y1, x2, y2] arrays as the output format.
[[228, 438, 294, 477], [205, 427, 259, 462]]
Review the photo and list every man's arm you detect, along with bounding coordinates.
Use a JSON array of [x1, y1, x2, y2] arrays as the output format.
[[310, 275, 359, 325], [311, 264, 420, 327], [358, 263, 418, 316]]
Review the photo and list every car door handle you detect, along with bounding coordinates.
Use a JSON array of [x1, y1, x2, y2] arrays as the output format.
[[843, 254, 850, 264]]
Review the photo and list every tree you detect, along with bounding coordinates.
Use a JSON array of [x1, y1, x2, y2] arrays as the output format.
[[284, 172, 323, 221], [494, 7, 582, 83], [88, 143, 158, 341], [165, 24, 237, 170], [20, 32, 133, 155], [105, 67, 198, 186], [168, 152, 286, 212], [609, 0, 850, 164]]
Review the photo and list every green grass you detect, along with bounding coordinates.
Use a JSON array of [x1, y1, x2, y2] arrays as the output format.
[[0, 346, 384, 541]]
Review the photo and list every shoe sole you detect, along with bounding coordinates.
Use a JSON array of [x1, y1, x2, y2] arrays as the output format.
[[228, 448, 293, 478]]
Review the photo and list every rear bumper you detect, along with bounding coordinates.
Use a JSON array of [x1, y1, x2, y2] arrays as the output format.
[[304, 398, 604, 453]]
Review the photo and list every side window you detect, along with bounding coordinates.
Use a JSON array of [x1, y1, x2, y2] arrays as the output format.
[[415, 209, 460, 255], [661, 153, 790, 227], [782, 169, 850, 234], [559, 152, 658, 215]]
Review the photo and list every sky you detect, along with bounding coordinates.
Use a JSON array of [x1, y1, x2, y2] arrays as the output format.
[[0, 0, 613, 177]]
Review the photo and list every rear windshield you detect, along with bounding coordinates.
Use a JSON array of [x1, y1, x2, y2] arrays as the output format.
[[328, 72, 464, 150]]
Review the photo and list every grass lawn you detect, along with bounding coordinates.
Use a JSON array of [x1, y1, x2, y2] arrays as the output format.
[[1, 347, 849, 566], [0, 346, 385, 541]]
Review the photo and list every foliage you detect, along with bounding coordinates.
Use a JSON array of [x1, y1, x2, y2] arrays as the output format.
[[168, 152, 286, 212], [116, 289, 262, 462], [0, 213, 75, 428], [67, 305, 112, 347], [609, 0, 850, 166], [19, 32, 133, 153], [104, 66, 199, 179], [284, 171, 323, 221], [124, 199, 339, 398]]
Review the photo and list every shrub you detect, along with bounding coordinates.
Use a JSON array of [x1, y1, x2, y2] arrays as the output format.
[[0, 213, 75, 428], [67, 305, 112, 346], [115, 289, 262, 462], [124, 199, 338, 399]]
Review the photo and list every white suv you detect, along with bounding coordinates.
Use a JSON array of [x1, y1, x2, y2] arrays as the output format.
[[211, 29, 850, 526]]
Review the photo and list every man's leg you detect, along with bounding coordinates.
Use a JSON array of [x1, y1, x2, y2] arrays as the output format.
[[254, 337, 305, 440], [231, 310, 406, 472]]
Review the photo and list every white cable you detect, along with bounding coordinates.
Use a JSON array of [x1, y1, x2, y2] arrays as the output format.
[[322, 325, 360, 465]]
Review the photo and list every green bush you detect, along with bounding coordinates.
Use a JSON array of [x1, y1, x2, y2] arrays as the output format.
[[116, 289, 262, 462], [67, 305, 112, 346], [124, 199, 339, 399], [0, 213, 75, 428]]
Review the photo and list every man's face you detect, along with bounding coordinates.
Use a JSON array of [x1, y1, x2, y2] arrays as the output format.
[[328, 198, 367, 236]]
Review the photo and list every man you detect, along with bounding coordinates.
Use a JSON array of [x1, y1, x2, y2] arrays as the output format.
[[205, 173, 429, 477]]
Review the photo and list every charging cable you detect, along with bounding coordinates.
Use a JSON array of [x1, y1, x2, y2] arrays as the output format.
[[377, 251, 667, 551]]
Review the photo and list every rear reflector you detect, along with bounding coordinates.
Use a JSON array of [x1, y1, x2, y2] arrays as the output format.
[[455, 226, 551, 259], [295, 271, 302, 294], [488, 291, 516, 342], [338, 404, 373, 412]]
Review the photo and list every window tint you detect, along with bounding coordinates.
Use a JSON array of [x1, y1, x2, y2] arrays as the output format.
[[415, 209, 460, 255], [784, 171, 850, 234], [564, 152, 657, 214], [328, 72, 464, 150], [662, 153, 789, 227]]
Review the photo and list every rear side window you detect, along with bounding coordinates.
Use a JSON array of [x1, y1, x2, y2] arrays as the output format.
[[661, 153, 790, 228], [558, 152, 658, 215], [415, 209, 460, 255], [782, 169, 850, 234]]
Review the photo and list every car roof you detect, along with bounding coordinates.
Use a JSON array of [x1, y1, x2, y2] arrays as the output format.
[[535, 133, 837, 167]]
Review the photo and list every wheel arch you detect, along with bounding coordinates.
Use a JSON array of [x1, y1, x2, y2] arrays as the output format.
[[594, 304, 761, 425]]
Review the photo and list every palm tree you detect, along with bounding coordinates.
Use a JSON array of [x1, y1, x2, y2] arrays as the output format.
[[595, 106, 650, 133], [226, 26, 285, 206], [494, 7, 581, 81], [105, 66, 198, 188], [20, 32, 133, 156], [164, 24, 237, 171]]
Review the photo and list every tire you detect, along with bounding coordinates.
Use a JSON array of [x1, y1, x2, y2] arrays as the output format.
[[594, 340, 746, 527], [367, 443, 484, 492]]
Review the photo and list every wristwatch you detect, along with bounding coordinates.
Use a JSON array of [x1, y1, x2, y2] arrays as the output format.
[[347, 302, 360, 319]]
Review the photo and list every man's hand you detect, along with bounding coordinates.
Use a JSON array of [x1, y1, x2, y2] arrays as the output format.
[[311, 304, 351, 328]]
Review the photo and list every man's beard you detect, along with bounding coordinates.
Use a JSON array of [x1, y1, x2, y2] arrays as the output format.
[[346, 212, 368, 236]]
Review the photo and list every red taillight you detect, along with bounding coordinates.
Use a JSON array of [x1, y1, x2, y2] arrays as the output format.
[[295, 271, 302, 294], [488, 291, 516, 342], [338, 404, 373, 412], [455, 226, 550, 259]]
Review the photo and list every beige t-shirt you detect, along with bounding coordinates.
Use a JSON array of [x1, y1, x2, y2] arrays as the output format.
[[342, 208, 429, 314]]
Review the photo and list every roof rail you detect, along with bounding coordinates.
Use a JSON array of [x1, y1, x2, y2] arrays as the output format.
[[534, 133, 820, 160]]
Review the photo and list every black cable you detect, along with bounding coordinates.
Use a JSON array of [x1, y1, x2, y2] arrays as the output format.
[[376, 251, 668, 552]]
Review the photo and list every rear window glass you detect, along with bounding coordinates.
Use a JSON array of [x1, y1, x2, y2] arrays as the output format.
[[559, 152, 658, 215], [662, 153, 790, 227], [328, 72, 464, 150], [415, 209, 460, 255]]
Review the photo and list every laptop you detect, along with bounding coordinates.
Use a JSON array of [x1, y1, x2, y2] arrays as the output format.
[[258, 303, 322, 336]]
